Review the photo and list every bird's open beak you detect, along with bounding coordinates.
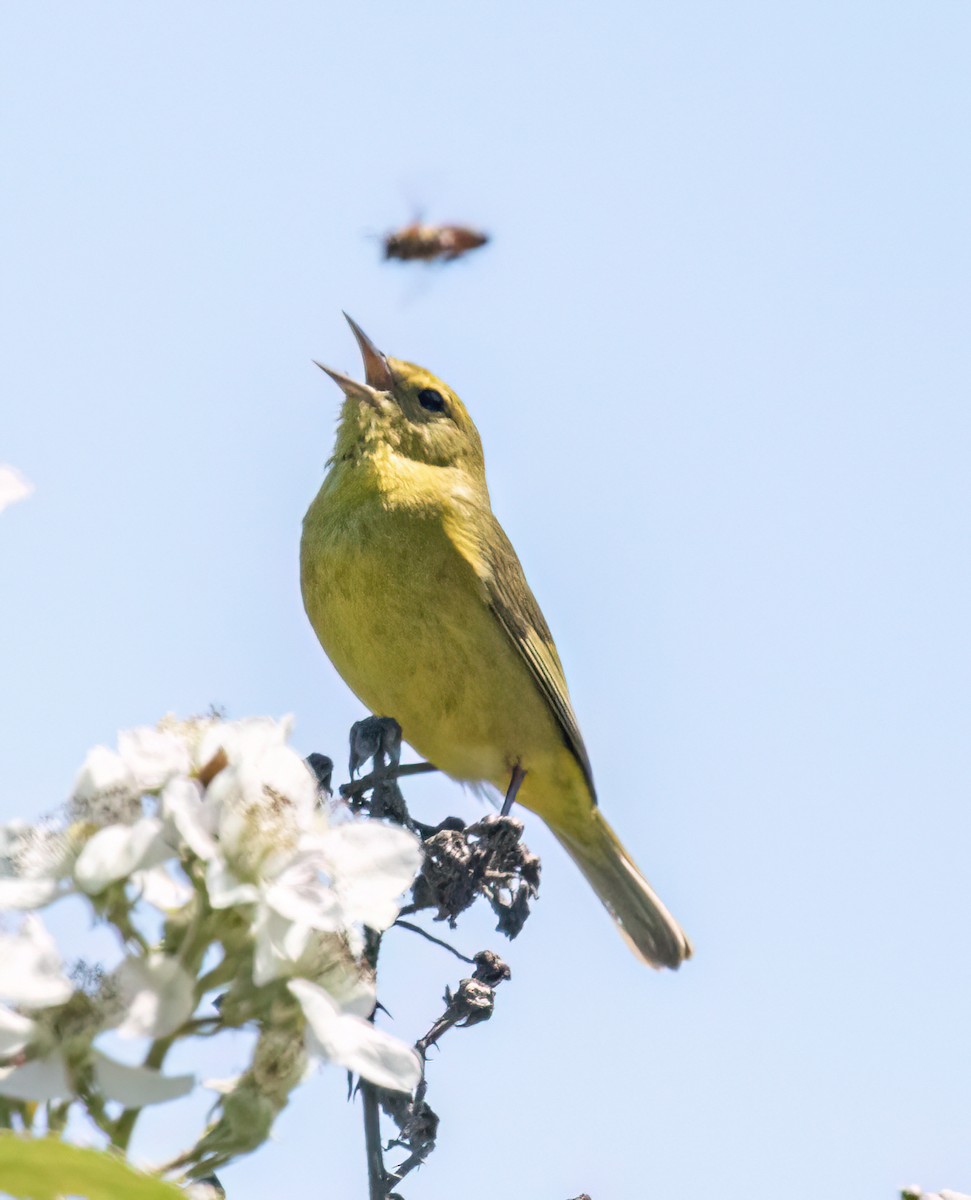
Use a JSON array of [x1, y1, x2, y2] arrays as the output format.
[[313, 361, 382, 406], [314, 315, 395, 407], [343, 313, 395, 392]]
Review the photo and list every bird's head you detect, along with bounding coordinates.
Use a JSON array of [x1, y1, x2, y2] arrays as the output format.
[[317, 315, 485, 481]]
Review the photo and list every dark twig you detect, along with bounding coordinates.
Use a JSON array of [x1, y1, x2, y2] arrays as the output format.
[[340, 761, 438, 803], [409, 814, 541, 935], [416, 978, 495, 1055], [362, 1078, 390, 1200], [331, 717, 538, 1197], [361, 926, 393, 1200], [393, 919, 476, 964], [378, 951, 510, 1191]]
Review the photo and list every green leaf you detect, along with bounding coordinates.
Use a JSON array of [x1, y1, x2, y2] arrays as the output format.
[[0, 1133, 184, 1200]]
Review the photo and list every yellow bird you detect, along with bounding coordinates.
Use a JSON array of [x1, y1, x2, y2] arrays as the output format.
[[301, 316, 691, 968]]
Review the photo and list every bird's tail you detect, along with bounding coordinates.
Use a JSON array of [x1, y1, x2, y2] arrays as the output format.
[[551, 808, 692, 969]]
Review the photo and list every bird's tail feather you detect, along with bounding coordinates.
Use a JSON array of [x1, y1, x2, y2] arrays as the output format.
[[552, 808, 692, 969]]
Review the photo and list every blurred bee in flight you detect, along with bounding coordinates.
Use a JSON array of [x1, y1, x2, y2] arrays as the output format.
[[382, 220, 489, 264]]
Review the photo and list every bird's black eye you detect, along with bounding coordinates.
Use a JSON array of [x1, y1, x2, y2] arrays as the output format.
[[417, 388, 447, 414]]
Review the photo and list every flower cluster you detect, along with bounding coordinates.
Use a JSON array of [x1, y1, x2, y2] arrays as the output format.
[[0, 714, 423, 1170]]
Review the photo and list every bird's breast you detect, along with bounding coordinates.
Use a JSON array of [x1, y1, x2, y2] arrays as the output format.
[[300, 476, 576, 801]]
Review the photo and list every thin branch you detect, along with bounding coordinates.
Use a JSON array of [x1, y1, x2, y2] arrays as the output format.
[[362, 1079, 391, 1200], [340, 761, 438, 802], [361, 927, 392, 1200], [394, 920, 475, 964], [196, 957, 238, 997]]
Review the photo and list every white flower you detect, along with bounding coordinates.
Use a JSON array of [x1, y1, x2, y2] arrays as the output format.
[[159, 716, 315, 880], [205, 858, 261, 908], [314, 822, 424, 931], [250, 819, 419, 945], [0, 926, 193, 1105], [117, 725, 191, 793], [257, 845, 342, 930], [73, 724, 190, 817], [70, 745, 141, 824], [199, 741, 328, 920], [252, 910, 375, 1015], [206, 742, 318, 878], [111, 954, 195, 1039], [251, 907, 313, 987], [246, 820, 420, 990], [0, 820, 77, 909], [73, 816, 169, 894], [288, 979, 420, 1093], [0, 1054, 69, 1102], [0, 875, 59, 909], [194, 716, 294, 777], [184, 730, 420, 1006], [0, 1046, 193, 1106], [0, 917, 73, 1008], [131, 864, 193, 912], [161, 776, 218, 860], [0, 465, 33, 513]]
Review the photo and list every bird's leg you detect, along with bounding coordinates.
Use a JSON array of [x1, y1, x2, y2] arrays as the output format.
[[500, 764, 527, 816]]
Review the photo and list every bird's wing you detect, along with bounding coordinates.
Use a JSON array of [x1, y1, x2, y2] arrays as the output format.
[[447, 504, 596, 799]]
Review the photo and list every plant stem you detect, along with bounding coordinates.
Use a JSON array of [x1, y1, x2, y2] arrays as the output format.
[[362, 1079, 389, 1200], [394, 919, 475, 964], [361, 928, 390, 1199]]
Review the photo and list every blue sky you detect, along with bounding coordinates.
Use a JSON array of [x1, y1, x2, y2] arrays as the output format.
[[2, 3, 970, 1197]]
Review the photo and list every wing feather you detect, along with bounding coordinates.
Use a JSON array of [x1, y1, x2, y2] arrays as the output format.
[[449, 506, 596, 800]]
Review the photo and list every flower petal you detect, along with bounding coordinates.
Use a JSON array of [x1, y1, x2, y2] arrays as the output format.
[[74, 817, 167, 894], [112, 954, 195, 1039], [201, 1073, 242, 1095], [289, 978, 420, 1093], [252, 907, 314, 986], [0, 820, 77, 902], [118, 726, 191, 793], [263, 852, 342, 931], [91, 1049, 194, 1106], [161, 776, 218, 860], [209, 744, 317, 867], [195, 716, 294, 775], [0, 1053, 70, 1102], [301, 932, 376, 1018], [0, 916, 73, 1007], [322, 823, 423, 930], [71, 746, 138, 808], [206, 858, 259, 908], [0, 1004, 37, 1056], [0, 877, 60, 909], [131, 864, 193, 912]]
